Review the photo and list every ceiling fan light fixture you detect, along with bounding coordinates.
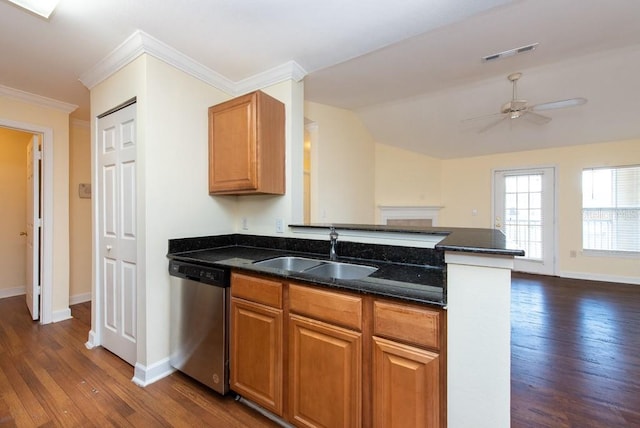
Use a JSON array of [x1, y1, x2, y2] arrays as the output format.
[[482, 43, 539, 63], [6, 0, 60, 18]]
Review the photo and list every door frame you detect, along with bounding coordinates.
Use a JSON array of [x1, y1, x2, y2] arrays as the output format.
[[491, 165, 558, 276], [0, 118, 53, 324]]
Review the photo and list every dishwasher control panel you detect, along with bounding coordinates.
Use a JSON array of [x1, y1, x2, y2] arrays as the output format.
[[169, 260, 230, 287]]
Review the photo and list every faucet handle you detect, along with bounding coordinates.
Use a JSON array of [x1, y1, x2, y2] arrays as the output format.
[[329, 226, 338, 239]]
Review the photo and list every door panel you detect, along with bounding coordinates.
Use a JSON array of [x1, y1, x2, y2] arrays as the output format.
[[494, 167, 555, 275], [25, 135, 40, 320], [103, 165, 117, 237], [98, 103, 137, 366], [104, 258, 117, 331], [121, 261, 137, 340]]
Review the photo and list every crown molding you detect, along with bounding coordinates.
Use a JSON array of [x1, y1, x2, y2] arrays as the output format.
[[234, 60, 308, 95], [79, 30, 307, 95], [78, 30, 146, 89], [0, 84, 77, 113]]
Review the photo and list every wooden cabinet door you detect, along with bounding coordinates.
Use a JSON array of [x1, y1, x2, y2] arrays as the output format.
[[208, 90, 284, 195], [372, 337, 440, 428], [230, 297, 283, 416], [289, 314, 362, 428], [209, 94, 257, 193]]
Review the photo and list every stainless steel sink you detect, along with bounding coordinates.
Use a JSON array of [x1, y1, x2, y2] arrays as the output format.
[[253, 256, 377, 280], [253, 256, 323, 272], [304, 261, 377, 280]]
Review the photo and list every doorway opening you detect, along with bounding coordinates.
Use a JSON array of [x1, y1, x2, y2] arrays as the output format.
[[0, 119, 53, 323]]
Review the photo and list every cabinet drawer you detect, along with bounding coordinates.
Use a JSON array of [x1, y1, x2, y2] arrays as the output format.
[[231, 272, 283, 308], [289, 284, 362, 331], [373, 300, 440, 350]]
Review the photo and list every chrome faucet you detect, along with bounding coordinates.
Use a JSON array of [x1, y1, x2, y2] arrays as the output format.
[[329, 227, 339, 261]]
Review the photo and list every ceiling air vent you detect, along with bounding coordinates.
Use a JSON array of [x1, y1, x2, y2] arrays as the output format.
[[482, 43, 539, 63]]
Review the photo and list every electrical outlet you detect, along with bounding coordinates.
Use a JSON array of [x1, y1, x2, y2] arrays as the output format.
[[275, 218, 284, 233], [241, 217, 248, 230]]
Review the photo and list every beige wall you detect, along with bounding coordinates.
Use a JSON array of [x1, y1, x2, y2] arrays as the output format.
[[0, 128, 30, 295], [375, 142, 442, 212], [440, 139, 640, 283], [0, 95, 71, 317], [69, 121, 92, 300], [304, 101, 376, 224]]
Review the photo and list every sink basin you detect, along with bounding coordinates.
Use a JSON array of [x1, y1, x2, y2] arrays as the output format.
[[253, 256, 323, 272], [304, 262, 377, 280], [254, 256, 377, 280]]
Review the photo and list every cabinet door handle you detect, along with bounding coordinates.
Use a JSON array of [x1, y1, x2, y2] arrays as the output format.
[[106, 245, 112, 252], [20, 231, 28, 236]]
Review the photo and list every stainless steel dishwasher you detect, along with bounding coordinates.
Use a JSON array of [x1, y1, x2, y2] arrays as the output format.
[[169, 259, 230, 394]]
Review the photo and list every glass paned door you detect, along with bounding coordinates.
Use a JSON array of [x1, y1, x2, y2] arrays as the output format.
[[504, 174, 543, 259], [494, 167, 555, 275]]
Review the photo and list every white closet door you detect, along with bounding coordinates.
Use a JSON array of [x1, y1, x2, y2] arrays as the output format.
[[98, 102, 137, 365]]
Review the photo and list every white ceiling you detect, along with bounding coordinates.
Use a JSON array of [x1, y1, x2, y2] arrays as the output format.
[[1, 0, 639, 158]]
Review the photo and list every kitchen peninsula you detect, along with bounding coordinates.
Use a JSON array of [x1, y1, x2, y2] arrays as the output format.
[[168, 225, 523, 428]]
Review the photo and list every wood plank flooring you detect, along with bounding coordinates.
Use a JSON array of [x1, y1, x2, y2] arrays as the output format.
[[1, 273, 638, 427], [511, 273, 640, 427], [0, 296, 279, 427]]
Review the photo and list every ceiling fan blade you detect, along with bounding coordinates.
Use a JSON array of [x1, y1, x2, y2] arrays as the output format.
[[462, 112, 504, 123], [522, 110, 552, 124], [478, 116, 508, 133], [532, 97, 587, 111]]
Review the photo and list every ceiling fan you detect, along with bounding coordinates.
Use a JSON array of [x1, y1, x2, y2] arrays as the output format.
[[464, 72, 587, 133]]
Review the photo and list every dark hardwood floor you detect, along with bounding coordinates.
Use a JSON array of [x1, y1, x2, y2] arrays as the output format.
[[511, 273, 640, 427], [0, 296, 279, 427], [1, 273, 638, 427]]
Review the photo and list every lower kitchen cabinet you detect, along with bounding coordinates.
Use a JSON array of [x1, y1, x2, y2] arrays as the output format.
[[229, 272, 444, 428], [372, 336, 440, 428], [230, 274, 284, 416], [289, 314, 362, 428], [372, 298, 444, 428]]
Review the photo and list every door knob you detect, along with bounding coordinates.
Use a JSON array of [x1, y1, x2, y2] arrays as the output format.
[[20, 231, 27, 236]]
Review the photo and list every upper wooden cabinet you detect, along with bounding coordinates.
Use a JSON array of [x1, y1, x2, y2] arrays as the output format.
[[208, 90, 285, 195]]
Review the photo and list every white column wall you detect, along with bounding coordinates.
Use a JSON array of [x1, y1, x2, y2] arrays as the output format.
[[445, 251, 513, 428]]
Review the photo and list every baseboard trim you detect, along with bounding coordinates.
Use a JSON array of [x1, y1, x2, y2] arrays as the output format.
[[559, 271, 640, 285], [70, 292, 92, 305], [132, 358, 174, 387], [52, 308, 72, 323], [0, 286, 26, 299]]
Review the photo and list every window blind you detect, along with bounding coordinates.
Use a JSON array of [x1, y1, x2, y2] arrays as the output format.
[[582, 165, 640, 253]]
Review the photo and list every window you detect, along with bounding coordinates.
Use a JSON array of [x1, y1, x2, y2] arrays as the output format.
[[582, 165, 640, 253]]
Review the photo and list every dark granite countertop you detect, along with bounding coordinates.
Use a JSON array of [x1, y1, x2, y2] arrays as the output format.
[[167, 234, 446, 307], [289, 223, 525, 257]]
